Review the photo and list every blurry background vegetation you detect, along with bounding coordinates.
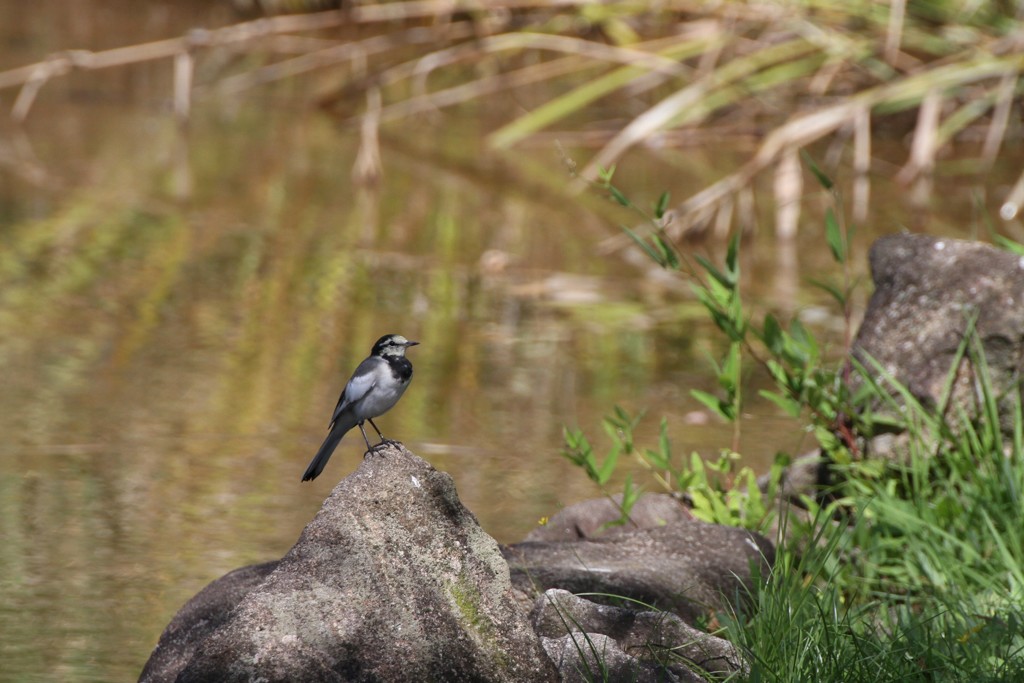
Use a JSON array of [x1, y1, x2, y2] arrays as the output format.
[[0, 0, 1021, 680]]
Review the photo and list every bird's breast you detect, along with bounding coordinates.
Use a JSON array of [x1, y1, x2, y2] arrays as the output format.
[[388, 357, 413, 383]]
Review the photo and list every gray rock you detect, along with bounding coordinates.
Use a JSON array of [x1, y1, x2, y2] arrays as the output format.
[[541, 633, 703, 683], [163, 444, 556, 683], [525, 493, 692, 542], [760, 236, 1024, 509], [139, 561, 279, 683], [853, 234, 1024, 447], [533, 589, 745, 682], [505, 519, 773, 625]]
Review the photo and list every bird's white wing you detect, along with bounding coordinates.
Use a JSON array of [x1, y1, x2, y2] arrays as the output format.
[[331, 356, 380, 425]]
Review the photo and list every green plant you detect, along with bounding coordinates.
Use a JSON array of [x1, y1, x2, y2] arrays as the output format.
[[561, 406, 644, 529], [562, 160, 859, 532], [565, 164, 1024, 681]]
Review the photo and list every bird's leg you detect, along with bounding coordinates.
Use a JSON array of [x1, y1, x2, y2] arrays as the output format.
[[367, 418, 396, 446], [357, 421, 376, 456]]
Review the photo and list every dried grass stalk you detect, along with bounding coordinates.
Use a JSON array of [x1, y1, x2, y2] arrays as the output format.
[[774, 147, 803, 241]]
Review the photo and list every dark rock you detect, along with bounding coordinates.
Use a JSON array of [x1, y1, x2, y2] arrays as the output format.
[[525, 493, 692, 542], [154, 444, 557, 683], [505, 519, 773, 625], [758, 451, 831, 500], [853, 234, 1024, 448], [533, 589, 746, 682], [139, 561, 279, 683]]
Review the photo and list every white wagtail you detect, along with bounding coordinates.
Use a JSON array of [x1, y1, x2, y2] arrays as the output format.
[[301, 334, 419, 481]]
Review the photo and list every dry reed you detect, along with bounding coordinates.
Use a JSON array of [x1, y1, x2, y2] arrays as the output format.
[[0, 1, 1020, 238]]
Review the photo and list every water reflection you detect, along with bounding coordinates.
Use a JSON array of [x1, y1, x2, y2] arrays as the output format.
[[0, 103, 731, 681], [0, 5, 1019, 682]]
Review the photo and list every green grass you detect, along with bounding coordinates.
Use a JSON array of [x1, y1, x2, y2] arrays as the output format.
[[710, 343, 1024, 681]]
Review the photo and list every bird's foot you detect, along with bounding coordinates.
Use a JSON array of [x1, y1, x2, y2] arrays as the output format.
[[364, 440, 398, 457]]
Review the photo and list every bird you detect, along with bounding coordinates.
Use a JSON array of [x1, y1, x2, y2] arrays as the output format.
[[301, 334, 419, 481]]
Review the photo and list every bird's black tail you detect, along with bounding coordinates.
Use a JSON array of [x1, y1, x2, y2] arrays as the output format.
[[301, 415, 357, 481]]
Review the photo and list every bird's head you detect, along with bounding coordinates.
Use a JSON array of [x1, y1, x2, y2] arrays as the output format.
[[372, 334, 420, 358]]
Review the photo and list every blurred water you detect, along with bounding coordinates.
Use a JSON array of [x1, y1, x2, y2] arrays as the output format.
[[0, 3, 1020, 681]]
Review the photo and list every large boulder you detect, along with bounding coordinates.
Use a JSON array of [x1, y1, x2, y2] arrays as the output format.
[[145, 444, 557, 683], [852, 234, 1024, 445], [753, 235, 1024, 501]]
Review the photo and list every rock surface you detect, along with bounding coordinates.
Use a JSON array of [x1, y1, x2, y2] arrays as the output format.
[[853, 234, 1024, 445], [533, 589, 745, 682], [146, 444, 557, 683], [525, 493, 692, 542], [139, 561, 280, 683], [505, 514, 773, 625], [540, 632, 706, 683]]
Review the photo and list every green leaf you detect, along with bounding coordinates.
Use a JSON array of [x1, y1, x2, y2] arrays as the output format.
[[708, 451, 732, 474], [764, 358, 790, 385], [709, 488, 732, 522], [694, 254, 735, 289], [824, 208, 845, 263], [560, 428, 593, 468], [603, 474, 642, 530], [740, 469, 764, 521], [807, 276, 847, 307], [789, 318, 819, 362], [691, 389, 733, 420], [643, 448, 669, 471], [762, 313, 783, 355], [596, 445, 620, 485], [621, 475, 641, 512], [801, 149, 834, 190], [725, 232, 741, 280], [623, 226, 665, 266], [727, 291, 745, 339], [654, 191, 670, 219], [654, 234, 680, 269], [602, 416, 621, 443], [691, 284, 727, 330], [994, 234, 1024, 255], [703, 274, 732, 307], [689, 451, 707, 478], [720, 343, 741, 391], [688, 489, 714, 522], [759, 389, 802, 418], [612, 404, 631, 425], [608, 184, 631, 207]]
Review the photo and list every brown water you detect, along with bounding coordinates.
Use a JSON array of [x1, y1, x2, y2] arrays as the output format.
[[1, 3, 1021, 681]]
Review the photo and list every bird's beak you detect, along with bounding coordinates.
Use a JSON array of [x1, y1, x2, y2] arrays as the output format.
[[406, 340, 420, 347]]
